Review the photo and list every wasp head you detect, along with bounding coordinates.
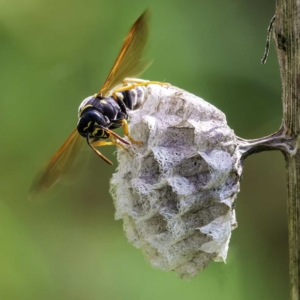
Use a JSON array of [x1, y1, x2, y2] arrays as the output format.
[[77, 109, 110, 139]]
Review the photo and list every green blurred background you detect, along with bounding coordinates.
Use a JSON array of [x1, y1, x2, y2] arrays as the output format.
[[0, 0, 287, 299]]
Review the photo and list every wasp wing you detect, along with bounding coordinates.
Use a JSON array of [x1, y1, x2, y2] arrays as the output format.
[[29, 11, 150, 200], [29, 129, 84, 201], [99, 10, 151, 96]]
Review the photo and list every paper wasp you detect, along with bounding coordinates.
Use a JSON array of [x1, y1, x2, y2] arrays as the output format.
[[30, 10, 165, 198]]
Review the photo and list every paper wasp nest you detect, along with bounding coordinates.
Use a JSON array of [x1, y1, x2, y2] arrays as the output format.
[[110, 84, 242, 279]]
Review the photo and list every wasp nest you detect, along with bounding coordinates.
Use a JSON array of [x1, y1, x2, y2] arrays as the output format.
[[110, 84, 243, 279]]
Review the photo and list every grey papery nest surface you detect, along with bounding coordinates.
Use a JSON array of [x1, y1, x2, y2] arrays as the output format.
[[110, 84, 243, 279]]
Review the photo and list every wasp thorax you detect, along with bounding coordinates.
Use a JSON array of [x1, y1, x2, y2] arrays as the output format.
[[110, 84, 243, 279], [77, 109, 110, 138]]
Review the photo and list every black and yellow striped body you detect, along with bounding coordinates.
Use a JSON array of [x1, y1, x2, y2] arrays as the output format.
[[77, 87, 146, 139]]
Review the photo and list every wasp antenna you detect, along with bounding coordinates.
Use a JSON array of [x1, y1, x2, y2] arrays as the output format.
[[104, 128, 131, 145], [86, 134, 113, 165]]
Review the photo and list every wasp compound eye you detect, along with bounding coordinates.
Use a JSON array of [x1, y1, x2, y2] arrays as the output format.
[[110, 85, 243, 279]]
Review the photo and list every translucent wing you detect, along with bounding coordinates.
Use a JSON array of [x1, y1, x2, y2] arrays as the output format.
[[29, 11, 150, 200], [29, 129, 84, 201], [99, 10, 150, 96]]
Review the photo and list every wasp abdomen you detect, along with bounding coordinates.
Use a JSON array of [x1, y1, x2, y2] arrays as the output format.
[[124, 86, 148, 111]]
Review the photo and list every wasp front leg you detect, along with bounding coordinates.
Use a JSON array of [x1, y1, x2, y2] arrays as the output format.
[[114, 119, 143, 145], [92, 135, 129, 151]]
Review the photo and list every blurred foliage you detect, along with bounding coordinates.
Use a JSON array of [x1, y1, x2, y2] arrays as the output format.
[[0, 0, 288, 299]]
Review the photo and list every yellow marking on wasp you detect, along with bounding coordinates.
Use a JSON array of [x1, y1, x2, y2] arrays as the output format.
[[92, 122, 105, 137], [83, 121, 92, 131], [80, 104, 93, 116], [100, 100, 107, 104], [115, 92, 124, 101]]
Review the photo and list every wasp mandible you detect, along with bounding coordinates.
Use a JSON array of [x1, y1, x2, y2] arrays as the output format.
[[30, 10, 166, 198]]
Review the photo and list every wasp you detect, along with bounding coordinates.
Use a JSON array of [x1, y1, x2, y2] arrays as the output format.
[[30, 10, 166, 198]]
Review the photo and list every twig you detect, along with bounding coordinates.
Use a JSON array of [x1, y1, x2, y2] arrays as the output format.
[[272, 1, 300, 299], [261, 15, 276, 64]]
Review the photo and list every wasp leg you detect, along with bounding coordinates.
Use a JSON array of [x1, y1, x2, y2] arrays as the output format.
[[92, 140, 127, 150], [122, 78, 170, 86], [109, 135, 129, 151], [114, 119, 143, 145], [112, 81, 169, 100], [92, 141, 115, 147], [122, 78, 151, 84], [92, 136, 128, 151]]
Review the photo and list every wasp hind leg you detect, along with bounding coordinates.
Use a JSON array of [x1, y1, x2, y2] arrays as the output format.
[[122, 78, 155, 84], [112, 79, 169, 100]]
